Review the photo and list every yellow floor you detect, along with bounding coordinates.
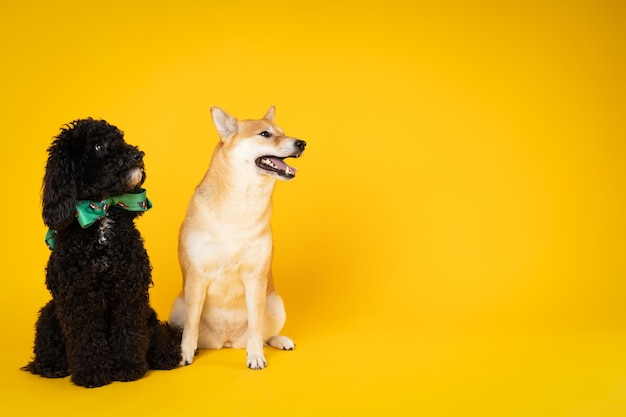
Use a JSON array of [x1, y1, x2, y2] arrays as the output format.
[[5, 321, 626, 416]]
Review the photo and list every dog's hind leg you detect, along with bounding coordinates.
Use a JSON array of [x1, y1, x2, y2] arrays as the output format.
[[263, 292, 295, 351], [22, 300, 69, 378], [169, 292, 185, 328]]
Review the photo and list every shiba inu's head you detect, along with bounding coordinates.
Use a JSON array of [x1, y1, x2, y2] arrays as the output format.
[[210, 106, 306, 181]]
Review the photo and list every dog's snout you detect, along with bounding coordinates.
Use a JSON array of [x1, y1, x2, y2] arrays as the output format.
[[133, 150, 145, 161], [294, 140, 306, 152]]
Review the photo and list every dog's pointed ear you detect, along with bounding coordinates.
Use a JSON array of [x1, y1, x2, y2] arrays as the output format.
[[42, 140, 77, 231], [264, 106, 275, 122], [211, 107, 238, 142]]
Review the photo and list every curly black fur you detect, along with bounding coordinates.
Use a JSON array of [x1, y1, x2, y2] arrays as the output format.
[[23, 118, 181, 388]]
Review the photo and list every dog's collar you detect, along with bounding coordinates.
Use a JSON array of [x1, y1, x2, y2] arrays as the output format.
[[45, 189, 152, 250]]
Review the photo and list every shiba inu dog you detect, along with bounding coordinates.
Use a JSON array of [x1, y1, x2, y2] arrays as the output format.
[[170, 106, 306, 369]]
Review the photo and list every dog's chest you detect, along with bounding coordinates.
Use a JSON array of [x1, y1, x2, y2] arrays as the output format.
[[186, 227, 272, 273], [97, 216, 115, 246]]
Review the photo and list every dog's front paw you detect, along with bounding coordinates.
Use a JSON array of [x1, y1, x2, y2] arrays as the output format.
[[112, 362, 148, 382], [179, 347, 199, 367], [247, 353, 267, 370], [71, 371, 112, 388]]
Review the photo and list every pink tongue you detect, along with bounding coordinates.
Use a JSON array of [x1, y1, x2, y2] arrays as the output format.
[[269, 157, 297, 174]]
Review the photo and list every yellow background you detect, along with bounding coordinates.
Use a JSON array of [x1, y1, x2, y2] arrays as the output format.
[[1, 0, 625, 415]]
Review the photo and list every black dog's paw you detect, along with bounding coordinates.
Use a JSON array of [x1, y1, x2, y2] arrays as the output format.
[[112, 362, 149, 382], [22, 361, 70, 379], [71, 371, 112, 388]]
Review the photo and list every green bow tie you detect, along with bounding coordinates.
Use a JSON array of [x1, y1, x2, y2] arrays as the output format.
[[45, 189, 152, 250]]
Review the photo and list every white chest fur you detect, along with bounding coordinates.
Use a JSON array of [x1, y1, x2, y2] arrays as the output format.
[[97, 216, 114, 246]]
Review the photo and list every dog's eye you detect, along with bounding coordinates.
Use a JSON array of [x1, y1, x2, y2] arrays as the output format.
[[258, 131, 272, 138], [95, 143, 104, 152]]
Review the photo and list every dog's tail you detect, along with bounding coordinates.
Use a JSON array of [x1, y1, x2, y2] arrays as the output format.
[[146, 311, 182, 370]]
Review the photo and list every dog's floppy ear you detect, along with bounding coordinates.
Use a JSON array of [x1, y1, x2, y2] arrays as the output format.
[[264, 106, 275, 122], [42, 139, 77, 231], [211, 107, 238, 142]]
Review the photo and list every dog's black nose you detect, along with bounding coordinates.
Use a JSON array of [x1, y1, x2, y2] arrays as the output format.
[[295, 140, 306, 152], [133, 151, 145, 161]]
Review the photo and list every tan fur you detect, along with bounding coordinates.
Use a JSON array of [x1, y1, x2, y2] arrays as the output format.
[[170, 106, 305, 369]]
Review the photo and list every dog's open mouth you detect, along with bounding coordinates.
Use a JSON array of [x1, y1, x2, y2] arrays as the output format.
[[255, 156, 298, 179]]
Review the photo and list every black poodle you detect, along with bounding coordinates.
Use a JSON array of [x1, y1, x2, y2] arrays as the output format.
[[23, 118, 181, 388]]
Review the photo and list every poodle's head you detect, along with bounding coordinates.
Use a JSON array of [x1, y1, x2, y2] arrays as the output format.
[[42, 118, 146, 230]]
